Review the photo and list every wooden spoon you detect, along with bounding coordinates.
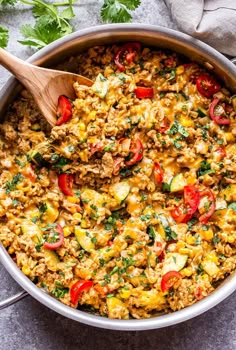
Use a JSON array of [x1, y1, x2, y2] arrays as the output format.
[[0, 48, 93, 126]]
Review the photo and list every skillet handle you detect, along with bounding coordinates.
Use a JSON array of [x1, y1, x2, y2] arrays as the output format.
[[231, 58, 236, 65], [0, 290, 28, 310]]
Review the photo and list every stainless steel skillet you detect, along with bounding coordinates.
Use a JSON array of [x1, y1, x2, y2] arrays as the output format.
[[0, 23, 236, 331]]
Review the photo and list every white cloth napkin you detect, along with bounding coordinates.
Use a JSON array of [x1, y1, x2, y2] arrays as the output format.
[[164, 0, 236, 56]]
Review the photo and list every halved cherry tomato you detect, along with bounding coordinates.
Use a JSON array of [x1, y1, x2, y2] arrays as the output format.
[[113, 157, 124, 176], [153, 161, 163, 183], [125, 139, 144, 166], [134, 87, 154, 99], [161, 271, 183, 292], [159, 117, 171, 133], [58, 173, 74, 196], [43, 224, 64, 250], [114, 42, 141, 72], [199, 189, 216, 223], [184, 185, 200, 214], [212, 147, 226, 161], [209, 98, 230, 125], [90, 142, 103, 155], [70, 280, 93, 305], [170, 206, 193, 224], [56, 95, 72, 126], [196, 75, 221, 98]]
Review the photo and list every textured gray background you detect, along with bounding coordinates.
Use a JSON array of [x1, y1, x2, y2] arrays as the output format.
[[0, 1, 235, 349]]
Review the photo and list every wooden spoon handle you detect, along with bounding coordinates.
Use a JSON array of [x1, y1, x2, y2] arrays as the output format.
[[0, 48, 32, 81]]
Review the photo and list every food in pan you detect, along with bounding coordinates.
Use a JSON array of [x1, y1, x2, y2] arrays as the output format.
[[0, 43, 235, 319]]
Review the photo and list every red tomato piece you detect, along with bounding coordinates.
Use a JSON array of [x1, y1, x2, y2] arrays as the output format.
[[58, 173, 74, 196], [114, 42, 141, 72], [159, 117, 171, 133], [170, 206, 193, 224], [196, 75, 221, 98], [161, 271, 183, 292], [134, 87, 154, 99], [154, 241, 165, 257], [56, 95, 72, 126], [94, 284, 109, 296], [90, 142, 103, 155], [43, 224, 64, 250], [125, 139, 144, 166], [70, 280, 94, 305], [113, 157, 124, 176], [209, 98, 230, 125], [194, 286, 204, 301], [213, 147, 226, 160], [199, 189, 216, 223], [184, 185, 200, 214], [27, 164, 36, 182], [153, 161, 164, 183], [183, 62, 197, 70]]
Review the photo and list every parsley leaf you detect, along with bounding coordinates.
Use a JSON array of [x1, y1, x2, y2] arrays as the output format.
[[101, 0, 141, 23], [0, 25, 9, 48]]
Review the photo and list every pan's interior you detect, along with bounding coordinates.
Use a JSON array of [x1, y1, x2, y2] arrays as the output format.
[[0, 24, 236, 330]]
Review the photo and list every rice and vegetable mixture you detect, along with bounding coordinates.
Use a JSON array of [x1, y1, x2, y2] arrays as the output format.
[[0, 43, 236, 319]]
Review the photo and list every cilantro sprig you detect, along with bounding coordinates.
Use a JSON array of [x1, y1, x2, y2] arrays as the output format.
[[101, 0, 141, 23], [0, 0, 142, 49]]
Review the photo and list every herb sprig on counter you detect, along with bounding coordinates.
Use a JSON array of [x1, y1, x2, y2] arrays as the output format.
[[0, 0, 141, 48]]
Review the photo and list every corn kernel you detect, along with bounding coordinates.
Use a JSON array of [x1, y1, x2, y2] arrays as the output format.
[[78, 121, 86, 131], [200, 229, 214, 241], [225, 132, 235, 142], [227, 235, 235, 244], [119, 288, 131, 299], [179, 115, 194, 128], [87, 111, 97, 121], [206, 253, 218, 263], [79, 150, 88, 162], [67, 196, 78, 204], [8, 246, 14, 254], [22, 265, 30, 276], [181, 267, 193, 277], [179, 248, 191, 256], [81, 218, 90, 229], [176, 241, 185, 250], [176, 65, 184, 75], [186, 235, 195, 245], [63, 226, 72, 237], [73, 213, 82, 221]]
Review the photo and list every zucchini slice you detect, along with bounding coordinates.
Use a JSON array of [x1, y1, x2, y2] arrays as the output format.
[[170, 173, 186, 192], [162, 253, 188, 275], [110, 181, 130, 204], [74, 226, 95, 252], [197, 107, 207, 118], [91, 73, 109, 99], [30, 151, 45, 167], [20, 222, 59, 269]]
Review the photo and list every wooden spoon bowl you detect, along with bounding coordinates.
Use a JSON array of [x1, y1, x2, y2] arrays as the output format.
[[0, 48, 93, 126]]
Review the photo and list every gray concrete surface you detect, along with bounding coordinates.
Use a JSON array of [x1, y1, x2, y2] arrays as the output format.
[[0, 1, 235, 349]]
